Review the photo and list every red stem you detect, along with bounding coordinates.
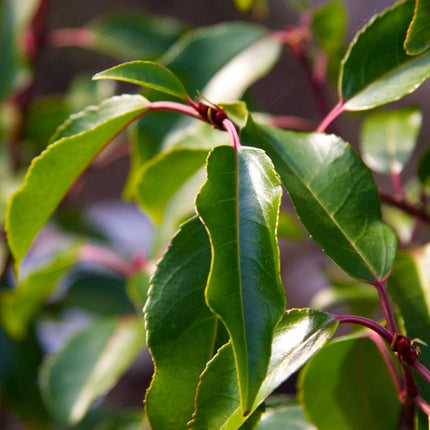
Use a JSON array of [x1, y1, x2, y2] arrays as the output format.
[[371, 279, 398, 335], [413, 361, 430, 385], [147, 101, 202, 120], [317, 100, 345, 133], [223, 118, 241, 149], [380, 191, 430, 225], [49, 28, 95, 49], [414, 396, 430, 416]]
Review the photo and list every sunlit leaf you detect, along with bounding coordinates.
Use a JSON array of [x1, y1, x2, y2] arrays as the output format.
[[190, 309, 337, 429], [340, 0, 430, 111], [196, 145, 286, 413], [299, 336, 401, 430], [93, 61, 189, 101], [144, 217, 224, 429], [6, 95, 149, 272], [405, 0, 430, 55], [241, 116, 397, 282], [360, 107, 422, 175], [40, 317, 146, 424], [257, 404, 315, 429]]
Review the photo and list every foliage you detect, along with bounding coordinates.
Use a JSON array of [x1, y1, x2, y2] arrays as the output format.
[[1, 0, 430, 429]]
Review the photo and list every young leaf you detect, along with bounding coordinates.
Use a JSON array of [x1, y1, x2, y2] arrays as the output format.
[[39, 316, 146, 425], [196, 145, 286, 413], [93, 61, 189, 101], [0, 248, 77, 339], [136, 147, 208, 224], [6, 94, 149, 272], [389, 246, 430, 409], [405, 0, 430, 55], [190, 309, 337, 429], [241, 117, 397, 283], [144, 217, 223, 430], [360, 107, 422, 175], [340, 0, 430, 111], [299, 336, 401, 430]]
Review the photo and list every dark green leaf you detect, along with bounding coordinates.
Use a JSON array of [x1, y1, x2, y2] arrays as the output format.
[[340, 0, 430, 111], [87, 12, 186, 61], [418, 147, 430, 186], [0, 325, 49, 428], [136, 147, 208, 224], [93, 61, 189, 101], [241, 116, 397, 282], [299, 336, 401, 430], [40, 317, 146, 425], [360, 107, 422, 175], [389, 246, 430, 410], [190, 309, 337, 429], [196, 145, 286, 413], [6, 94, 149, 272], [0, 249, 77, 339], [144, 217, 222, 429], [405, 0, 430, 55]]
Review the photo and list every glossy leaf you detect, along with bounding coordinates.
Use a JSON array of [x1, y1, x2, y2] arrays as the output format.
[[0, 249, 77, 339], [144, 217, 223, 429], [405, 0, 430, 55], [161, 22, 270, 97], [136, 147, 208, 224], [340, 0, 430, 111], [360, 107, 422, 175], [196, 145, 286, 413], [418, 147, 430, 186], [93, 61, 189, 101], [6, 94, 149, 272], [241, 117, 397, 282], [190, 309, 337, 429], [40, 316, 146, 425], [257, 404, 315, 429], [389, 245, 430, 407], [299, 336, 401, 430], [87, 12, 186, 61]]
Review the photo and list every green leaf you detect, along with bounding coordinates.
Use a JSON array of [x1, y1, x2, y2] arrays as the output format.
[[312, 0, 347, 54], [93, 61, 189, 101], [6, 94, 149, 272], [405, 0, 430, 55], [257, 404, 315, 429], [87, 12, 186, 61], [144, 217, 222, 429], [418, 147, 430, 186], [277, 210, 303, 240], [299, 336, 401, 430], [234, 0, 254, 12], [0, 248, 77, 339], [360, 107, 422, 175], [190, 309, 337, 429], [340, 0, 430, 111], [136, 147, 208, 224], [40, 316, 146, 425], [241, 116, 397, 282], [196, 145, 286, 413], [389, 245, 430, 405], [125, 271, 150, 313], [161, 22, 271, 97]]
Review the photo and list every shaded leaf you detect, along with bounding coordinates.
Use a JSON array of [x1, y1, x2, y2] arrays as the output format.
[[144, 217, 224, 429], [0, 249, 77, 339], [418, 147, 430, 186], [190, 309, 337, 429], [360, 107, 422, 175], [241, 116, 397, 282], [125, 271, 150, 313], [40, 316, 145, 425], [405, 0, 430, 55], [136, 147, 208, 224], [257, 404, 315, 429], [87, 12, 186, 61], [93, 61, 189, 101], [6, 94, 149, 272], [196, 145, 286, 413], [389, 246, 430, 414], [299, 336, 401, 430], [340, 0, 430, 111]]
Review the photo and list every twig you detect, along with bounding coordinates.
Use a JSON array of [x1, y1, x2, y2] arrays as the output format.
[[380, 192, 430, 225]]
